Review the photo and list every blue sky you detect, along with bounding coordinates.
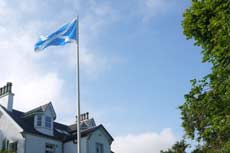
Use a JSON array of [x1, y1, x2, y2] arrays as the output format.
[[0, 0, 211, 152]]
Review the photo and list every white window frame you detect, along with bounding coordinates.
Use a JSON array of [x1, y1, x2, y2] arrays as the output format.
[[37, 115, 42, 127], [45, 116, 52, 129]]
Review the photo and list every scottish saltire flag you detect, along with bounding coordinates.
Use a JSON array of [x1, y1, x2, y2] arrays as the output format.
[[34, 18, 78, 51]]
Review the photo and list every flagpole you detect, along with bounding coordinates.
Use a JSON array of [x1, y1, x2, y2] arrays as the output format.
[[76, 16, 81, 153]]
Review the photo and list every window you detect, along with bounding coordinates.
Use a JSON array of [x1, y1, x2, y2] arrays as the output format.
[[96, 143, 104, 153], [2, 138, 9, 150], [37, 115, 42, 127], [1, 139, 17, 153], [9, 141, 17, 153], [45, 143, 55, 153], [45, 116, 52, 129], [0, 110, 3, 118]]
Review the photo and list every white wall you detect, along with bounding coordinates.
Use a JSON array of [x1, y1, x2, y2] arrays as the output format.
[[0, 107, 25, 153], [64, 129, 111, 153], [88, 129, 111, 153], [0, 105, 112, 153], [25, 133, 62, 153], [64, 137, 87, 153]]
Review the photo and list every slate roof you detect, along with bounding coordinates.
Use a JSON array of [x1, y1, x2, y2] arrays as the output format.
[[23, 102, 56, 120], [66, 124, 114, 143], [24, 103, 50, 116], [0, 105, 113, 143], [68, 118, 96, 131]]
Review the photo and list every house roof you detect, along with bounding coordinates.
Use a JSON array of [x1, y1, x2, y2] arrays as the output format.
[[24, 102, 56, 119], [68, 118, 96, 131], [64, 124, 114, 143], [24, 103, 49, 115], [0, 105, 113, 143]]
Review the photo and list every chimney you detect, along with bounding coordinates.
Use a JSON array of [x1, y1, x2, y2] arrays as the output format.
[[81, 112, 89, 121], [0, 82, 14, 112], [76, 112, 89, 122]]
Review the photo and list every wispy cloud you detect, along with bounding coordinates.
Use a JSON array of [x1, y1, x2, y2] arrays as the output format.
[[0, 0, 173, 126], [137, 0, 173, 22], [0, 0, 119, 124], [112, 128, 177, 153]]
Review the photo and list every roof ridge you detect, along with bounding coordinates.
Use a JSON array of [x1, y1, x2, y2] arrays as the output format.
[[26, 102, 50, 112], [23, 102, 51, 117]]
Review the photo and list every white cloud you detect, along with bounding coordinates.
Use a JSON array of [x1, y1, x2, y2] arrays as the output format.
[[0, 23, 63, 111], [112, 128, 177, 153], [0, 0, 118, 124], [138, 0, 172, 22]]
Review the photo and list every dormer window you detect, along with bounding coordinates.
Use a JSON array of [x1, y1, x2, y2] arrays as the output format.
[[96, 143, 104, 153], [37, 115, 42, 127], [30, 103, 56, 136], [45, 116, 51, 129]]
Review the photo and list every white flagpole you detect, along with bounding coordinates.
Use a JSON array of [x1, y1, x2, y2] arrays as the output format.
[[76, 16, 81, 153]]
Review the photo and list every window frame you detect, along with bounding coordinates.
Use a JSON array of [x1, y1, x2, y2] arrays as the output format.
[[1, 139, 17, 153], [9, 141, 18, 153], [96, 143, 104, 153], [2, 138, 9, 150], [45, 143, 55, 153], [45, 116, 52, 129], [37, 115, 42, 127]]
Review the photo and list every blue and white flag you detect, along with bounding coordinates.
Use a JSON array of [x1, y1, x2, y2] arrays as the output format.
[[34, 18, 78, 51]]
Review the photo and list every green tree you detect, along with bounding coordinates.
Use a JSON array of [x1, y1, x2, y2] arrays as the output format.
[[160, 140, 189, 153], [0, 150, 12, 153], [179, 0, 230, 152]]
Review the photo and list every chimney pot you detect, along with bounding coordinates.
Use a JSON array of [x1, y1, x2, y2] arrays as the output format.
[[79, 112, 90, 121], [4, 86, 6, 93], [0, 82, 14, 112], [7, 82, 12, 93], [82, 114, 84, 121]]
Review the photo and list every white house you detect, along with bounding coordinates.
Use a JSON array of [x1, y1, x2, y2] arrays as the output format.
[[0, 82, 114, 153]]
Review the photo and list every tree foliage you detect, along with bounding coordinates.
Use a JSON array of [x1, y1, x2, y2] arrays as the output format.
[[178, 0, 230, 152], [0, 150, 12, 153], [164, 0, 230, 152], [160, 140, 189, 153]]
